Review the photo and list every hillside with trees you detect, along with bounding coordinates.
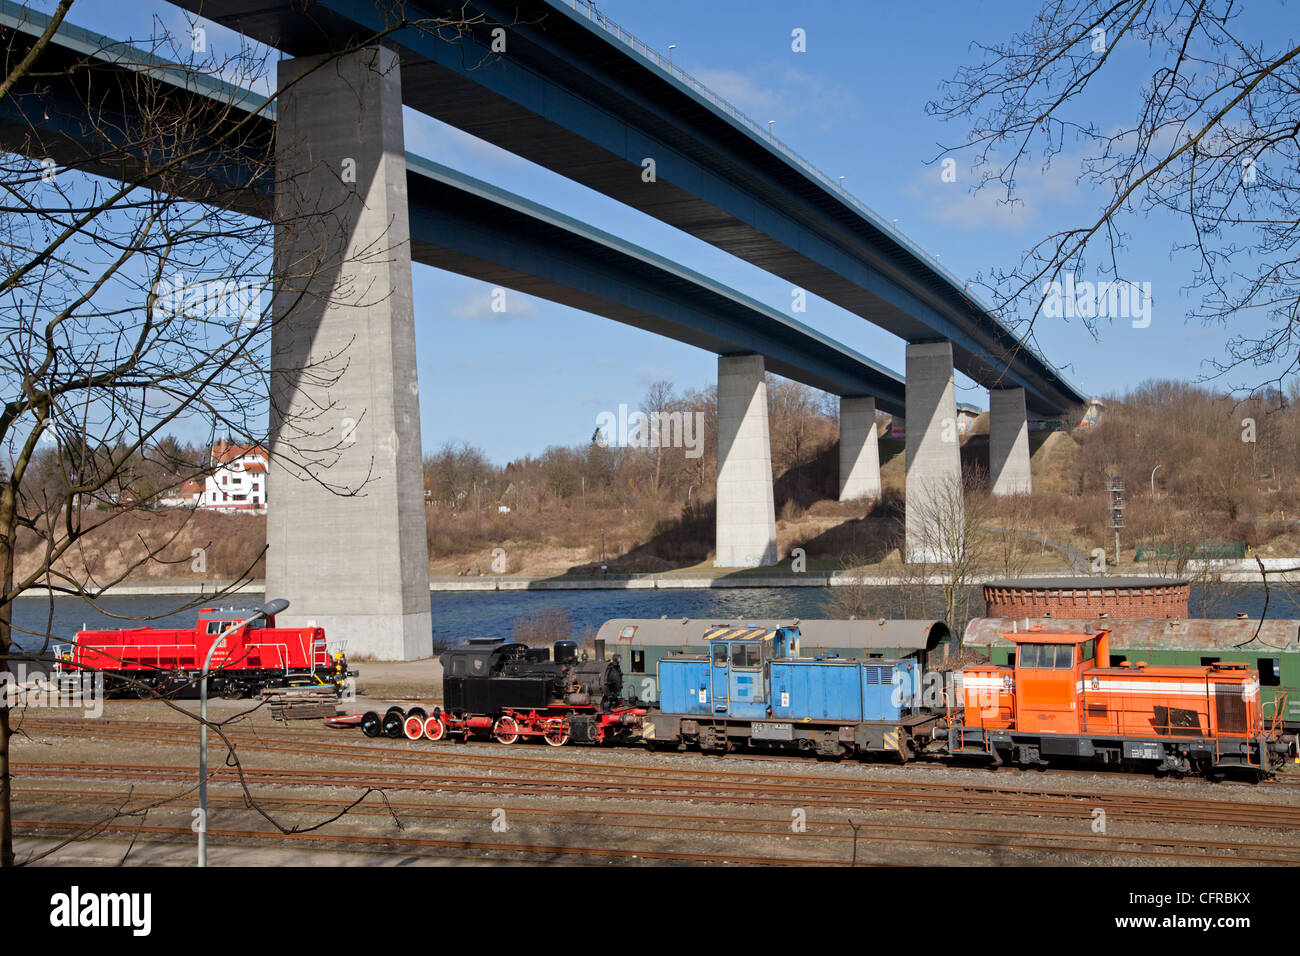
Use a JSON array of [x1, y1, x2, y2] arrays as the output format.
[[12, 377, 1300, 583]]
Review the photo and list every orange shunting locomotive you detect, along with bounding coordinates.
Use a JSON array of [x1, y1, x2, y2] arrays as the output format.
[[945, 627, 1293, 776]]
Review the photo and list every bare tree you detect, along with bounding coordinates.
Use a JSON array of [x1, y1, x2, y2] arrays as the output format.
[[929, 2, 1300, 394], [0, 2, 480, 866], [827, 550, 934, 621], [905, 468, 994, 636], [983, 490, 1037, 579], [642, 379, 675, 500]]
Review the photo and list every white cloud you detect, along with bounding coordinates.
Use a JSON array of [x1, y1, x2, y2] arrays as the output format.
[[908, 153, 1088, 234], [446, 288, 538, 322], [693, 63, 860, 133]]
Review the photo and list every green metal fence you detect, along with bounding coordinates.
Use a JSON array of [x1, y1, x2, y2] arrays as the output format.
[[1134, 541, 1247, 561]]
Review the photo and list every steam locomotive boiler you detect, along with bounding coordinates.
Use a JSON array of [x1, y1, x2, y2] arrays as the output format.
[[384, 638, 645, 746]]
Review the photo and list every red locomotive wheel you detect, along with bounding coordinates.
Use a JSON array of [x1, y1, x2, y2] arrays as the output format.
[[493, 716, 520, 745], [543, 724, 570, 747], [403, 715, 425, 740], [423, 715, 446, 741]]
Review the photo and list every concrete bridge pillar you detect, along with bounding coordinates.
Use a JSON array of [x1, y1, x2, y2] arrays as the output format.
[[904, 341, 963, 562], [267, 46, 432, 661], [838, 396, 881, 501], [714, 354, 778, 567], [989, 387, 1032, 496]]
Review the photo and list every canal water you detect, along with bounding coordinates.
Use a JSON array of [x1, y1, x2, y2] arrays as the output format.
[[9, 582, 1297, 654]]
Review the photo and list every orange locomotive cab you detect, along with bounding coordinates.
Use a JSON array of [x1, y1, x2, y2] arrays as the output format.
[[948, 627, 1291, 776]]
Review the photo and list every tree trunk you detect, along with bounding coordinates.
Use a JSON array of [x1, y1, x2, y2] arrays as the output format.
[[0, 537, 13, 867], [1, 489, 15, 866], [0, 695, 11, 868]]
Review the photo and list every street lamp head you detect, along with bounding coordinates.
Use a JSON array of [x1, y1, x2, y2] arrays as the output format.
[[258, 598, 290, 619]]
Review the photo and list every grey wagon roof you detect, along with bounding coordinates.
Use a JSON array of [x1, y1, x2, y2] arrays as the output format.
[[597, 618, 950, 651]]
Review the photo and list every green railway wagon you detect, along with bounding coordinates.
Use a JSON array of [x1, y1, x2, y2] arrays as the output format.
[[965, 617, 1300, 730], [596, 618, 951, 704]]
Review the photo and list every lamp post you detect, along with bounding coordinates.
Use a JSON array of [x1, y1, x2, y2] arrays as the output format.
[[198, 598, 290, 867]]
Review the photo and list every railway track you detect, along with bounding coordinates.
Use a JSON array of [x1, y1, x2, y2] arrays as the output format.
[[12, 818, 840, 867], [17, 714, 1295, 786], [22, 714, 1299, 790], [17, 716, 1300, 841], [18, 783, 1300, 865], [14, 757, 1300, 831]]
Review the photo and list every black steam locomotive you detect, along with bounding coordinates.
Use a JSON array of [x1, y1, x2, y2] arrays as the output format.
[[369, 638, 645, 746]]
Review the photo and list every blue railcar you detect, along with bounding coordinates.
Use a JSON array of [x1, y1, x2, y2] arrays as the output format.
[[649, 627, 939, 760]]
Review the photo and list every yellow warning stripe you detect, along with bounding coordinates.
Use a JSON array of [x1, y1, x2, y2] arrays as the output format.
[[703, 626, 775, 642]]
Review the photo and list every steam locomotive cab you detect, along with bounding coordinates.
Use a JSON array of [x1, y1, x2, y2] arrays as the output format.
[[419, 638, 643, 746], [441, 639, 624, 714]]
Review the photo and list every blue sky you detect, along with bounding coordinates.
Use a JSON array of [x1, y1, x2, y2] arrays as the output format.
[[22, 0, 1290, 463]]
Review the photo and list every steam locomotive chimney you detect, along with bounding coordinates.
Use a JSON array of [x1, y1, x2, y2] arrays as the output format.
[[595, 639, 606, 661]]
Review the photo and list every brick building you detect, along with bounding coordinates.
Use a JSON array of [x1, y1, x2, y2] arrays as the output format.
[[983, 577, 1190, 620]]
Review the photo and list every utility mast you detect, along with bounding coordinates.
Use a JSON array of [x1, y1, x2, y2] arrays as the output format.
[[1110, 475, 1125, 566]]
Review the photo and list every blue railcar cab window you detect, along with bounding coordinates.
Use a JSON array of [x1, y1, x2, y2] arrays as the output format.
[[712, 644, 727, 666]]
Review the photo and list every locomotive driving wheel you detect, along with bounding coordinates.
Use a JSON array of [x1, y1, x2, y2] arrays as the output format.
[[543, 722, 570, 747], [402, 707, 428, 740], [423, 714, 446, 741], [493, 716, 520, 745]]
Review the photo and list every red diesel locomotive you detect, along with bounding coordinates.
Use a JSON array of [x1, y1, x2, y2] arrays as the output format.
[[57, 607, 348, 698]]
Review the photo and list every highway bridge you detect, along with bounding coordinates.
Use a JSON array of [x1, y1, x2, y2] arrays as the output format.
[[0, 0, 1085, 658]]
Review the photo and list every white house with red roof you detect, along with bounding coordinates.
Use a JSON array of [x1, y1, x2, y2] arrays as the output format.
[[159, 477, 205, 508], [203, 440, 269, 511]]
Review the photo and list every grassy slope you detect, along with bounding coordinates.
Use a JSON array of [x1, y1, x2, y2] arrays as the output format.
[[10, 429, 1106, 582]]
